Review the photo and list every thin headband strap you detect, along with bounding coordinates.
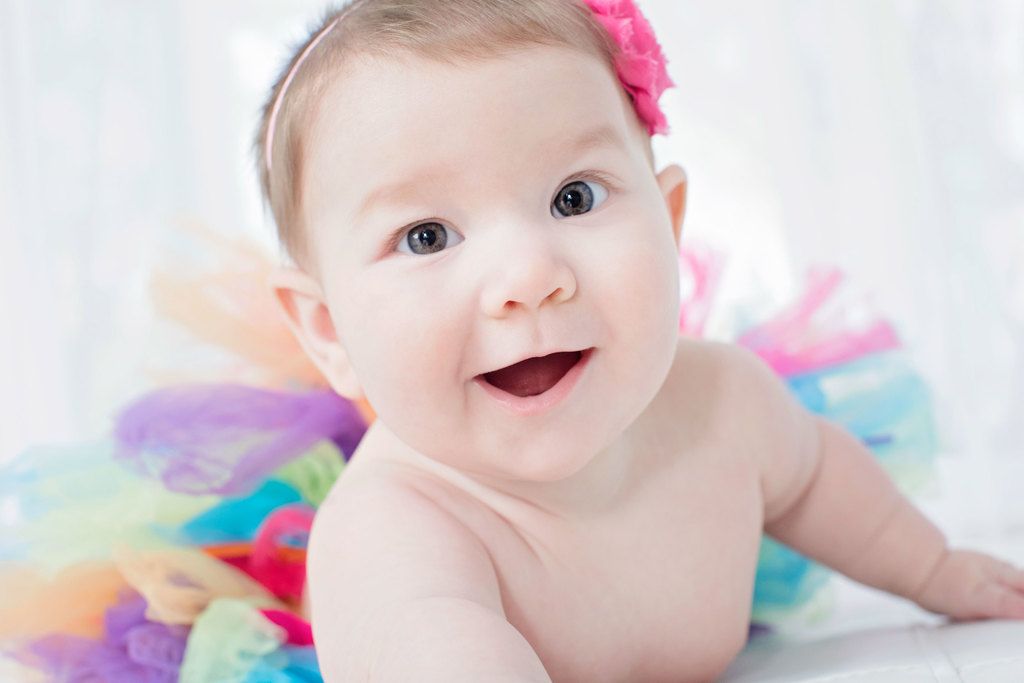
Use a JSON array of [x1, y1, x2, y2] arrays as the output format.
[[264, 17, 341, 173]]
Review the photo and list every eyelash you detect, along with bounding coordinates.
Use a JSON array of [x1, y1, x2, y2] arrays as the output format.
[[556, 170, 618, 207], [382, 170, 617, 255]]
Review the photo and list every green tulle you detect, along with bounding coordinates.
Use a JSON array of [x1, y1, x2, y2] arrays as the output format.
[[272, 441, 345, 507], [179, 598, 286, 683]]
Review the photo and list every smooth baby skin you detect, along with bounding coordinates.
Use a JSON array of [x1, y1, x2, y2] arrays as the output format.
[[271, 45, 1024, 682], [306, 338, 1024, 682], [309, 337, 764, 681]]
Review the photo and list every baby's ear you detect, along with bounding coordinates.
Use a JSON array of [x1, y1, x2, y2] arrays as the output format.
[[267, 266, 364, 401], [656, 164, 688, 247]]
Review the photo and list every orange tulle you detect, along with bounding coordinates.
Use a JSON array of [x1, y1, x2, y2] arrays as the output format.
[[148, 222, 380, 425], [202, 542, 306, 565], [113, 545, 284, 626], [0, 562, 127, 639], [148, 222, 325, 389], [353, 397, 376, 424]]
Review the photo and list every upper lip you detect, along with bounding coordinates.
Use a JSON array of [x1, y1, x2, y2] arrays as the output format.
[[476, 347, 592, 377]]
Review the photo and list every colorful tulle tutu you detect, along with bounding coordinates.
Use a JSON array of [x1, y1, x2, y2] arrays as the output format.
[[0, 230, 938, 680]]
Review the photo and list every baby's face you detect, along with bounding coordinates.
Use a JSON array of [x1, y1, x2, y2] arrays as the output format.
[[300, 45, 683, 482]]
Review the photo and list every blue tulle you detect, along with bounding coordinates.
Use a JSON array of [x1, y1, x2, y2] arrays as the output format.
[[177, 480, 303, 545]]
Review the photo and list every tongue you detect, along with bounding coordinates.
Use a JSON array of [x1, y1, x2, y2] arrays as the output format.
[[483, 351, 581, 397]]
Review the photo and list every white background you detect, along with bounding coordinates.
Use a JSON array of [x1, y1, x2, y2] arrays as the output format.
[[1, 1, 1022, 547]]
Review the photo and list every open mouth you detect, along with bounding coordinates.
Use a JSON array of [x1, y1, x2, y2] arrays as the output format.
[[480, 350, 587, 398]]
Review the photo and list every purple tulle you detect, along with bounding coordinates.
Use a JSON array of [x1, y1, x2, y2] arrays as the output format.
[[105, 594, 149, 643], [112, 385, 366, 495], [15, 592, 188, 682]]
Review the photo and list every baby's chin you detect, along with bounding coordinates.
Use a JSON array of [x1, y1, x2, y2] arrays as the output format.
[[413, 441, 597, 484], [372, 409, 607, 488], [365, 408, 604, 487], [473, 448, 601, 484], [409, 422, 632, 504]]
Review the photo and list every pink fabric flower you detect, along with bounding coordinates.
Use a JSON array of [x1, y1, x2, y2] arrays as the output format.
[[583, 0, 675, 136]]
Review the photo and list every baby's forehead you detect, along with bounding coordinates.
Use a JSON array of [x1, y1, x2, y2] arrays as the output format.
[[314, 47, 638, 158], [303, 47, 647, 216]]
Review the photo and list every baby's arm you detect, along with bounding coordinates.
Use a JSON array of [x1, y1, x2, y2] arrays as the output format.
[[307, 476, 552, 682], [725, 344, 1024, 620]]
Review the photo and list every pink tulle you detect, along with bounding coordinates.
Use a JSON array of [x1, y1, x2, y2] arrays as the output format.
[[678, 245, 726, 337], [737, 269, 901, 376], [113, 384, 365, 496], [250, 505, 316, 601], [583, 0, 675, 135], [260, 609, 315, 646]]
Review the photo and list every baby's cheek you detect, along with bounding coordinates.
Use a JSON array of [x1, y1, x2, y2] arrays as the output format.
[[605, 235, 678, 325], [597, 232, 680, 395], [361, 305, 447, 389], [349, 293, 466, 428]]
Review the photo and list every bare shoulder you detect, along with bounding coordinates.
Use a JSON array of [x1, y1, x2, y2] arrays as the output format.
[[669, 336, 770, 387], [667, 339, 819, 520], [307, 460, 503, 669], [309, 462, 501, 608], [661, 337, 778, 428], [667, 336, 800, 426]]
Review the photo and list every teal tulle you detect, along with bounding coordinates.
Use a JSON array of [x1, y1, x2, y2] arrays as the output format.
[[786, 352, 938, 487], [177, 480, 303, 546], [752, 538, 832, 622]]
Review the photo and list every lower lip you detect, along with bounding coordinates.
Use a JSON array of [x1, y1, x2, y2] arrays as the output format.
[[473, 348, 594, 417]]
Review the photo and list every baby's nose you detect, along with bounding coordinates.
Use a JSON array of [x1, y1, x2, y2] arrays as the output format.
[[479, 239, 577, 318]]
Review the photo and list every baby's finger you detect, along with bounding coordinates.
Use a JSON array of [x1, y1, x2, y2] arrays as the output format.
[[977, 582, 1024, 620], [995, 560, 1024, 592]]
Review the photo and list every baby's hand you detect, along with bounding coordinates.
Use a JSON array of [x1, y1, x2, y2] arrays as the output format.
[[912, 549, 1024, 620]]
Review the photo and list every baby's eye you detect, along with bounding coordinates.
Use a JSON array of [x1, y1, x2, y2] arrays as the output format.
[[396, 222, 464, 256], [551, 178, 609, 218]]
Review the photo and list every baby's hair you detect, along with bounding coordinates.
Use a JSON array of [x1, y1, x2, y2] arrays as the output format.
[[253, 0, 652, 272]]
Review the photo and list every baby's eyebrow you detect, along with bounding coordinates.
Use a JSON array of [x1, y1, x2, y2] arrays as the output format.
[[353, 123, 624, 223], [562, 123, 625, 158]]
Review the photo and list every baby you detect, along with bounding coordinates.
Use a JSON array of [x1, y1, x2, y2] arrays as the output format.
[[255, 1, 1024, 680]]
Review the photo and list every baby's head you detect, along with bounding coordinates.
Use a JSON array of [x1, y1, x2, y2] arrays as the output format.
[[258, 0, 688, 483]]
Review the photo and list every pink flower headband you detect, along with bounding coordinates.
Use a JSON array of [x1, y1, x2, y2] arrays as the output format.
[[264, 0, 674, 173], [582, 0, 674, 136]]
